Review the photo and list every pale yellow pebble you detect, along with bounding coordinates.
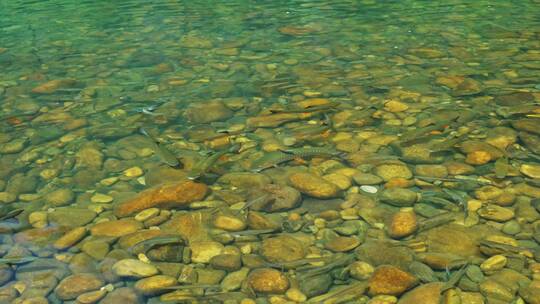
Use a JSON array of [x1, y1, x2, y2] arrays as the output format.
[[229, 202, 246, 211], [323, 173, 351, 190], [139, 147, 154, 157], [286, 288, 307, 302], [54, 253, 73, 263], [100, 177, 119, 186], [484, 235, 518, 247], [284, 58, 298, 65], [467, 199, 483, 212], [240, 244, 252, 255], [91, 193, 113, 204], [303, 90, 321, 97], [269, 295, 289, 304], [372, 222, 385, 229], [386, 119, 402, 126], [29, 211, 48, 228], [314, 218, 326, 229], [503, 70, 519, 78], [19, 193, 41, 201], [40, 168, 59, 180], [402, 116, 417, 126], [480, 255, 507, 273], [60, 133, 78, 143], [101, 283, 115, 292], [107, 109, 127, 118], [332, 168, 358, 178], [341, 208, 359, 220], [368, 295, 398, 304], [88, 204, 105, 214], [35, 158, 48, 165], [210, 185, 223, 191], [213, 215, 247, 231], [124, 166, 144, 177], [349, 261, 374, 280], [135, 208, 160, 222], [137, 176, 146, 185], [357, 130, 378, 140], [147, 85, 160, 92], [520, 163, 540, 179], [384, 99, 409, 112], [347, 186, 359, 194], [222, 246, 241, 256], [138, 253, 150, 263], [53, 227, 87, 250], [332, 132, 353, 142]]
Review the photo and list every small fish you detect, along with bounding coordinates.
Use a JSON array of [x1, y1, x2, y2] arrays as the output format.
[[429, 134, 468, 153], [235, 193, 272, 213], [135, 104, 160, 115], [249, 151, 296, 172], [129, 235, 184, 255], [187, 150, 227, 180], [227, 228, 277, 237], [0, 207, 23, 221], [420, 195, 460, 212], [399, 121, 449, 144], [279, 146, 344, 158], [139, 128, 180, 167], [442, 188, 469, 217], [161, 284, 221, 290], [409, 261, 438, 283], [269, 101, 340, 113], [0, 256, 38, 265], [440, 263, 469, 294]]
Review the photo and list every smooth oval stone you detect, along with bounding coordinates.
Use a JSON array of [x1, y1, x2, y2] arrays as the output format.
[[246, 268, 289, 294], [324, 236, 361, 252], [368, 265, 418, 296], [134, 275, 177, 295], [190, 241, 224, 263], [300, 273, 333, 298], [221, 267, 250, 292], [55, 273, 105, 300], [261, 235, 306, 263], [374, 164, 413, 181], [90, 219, 143, 237], [380, 188, 418, 207], [477, 205, 515, 222], [112, 259, 159, 278], [480, 255, 507, 273], [289, 172, 342, 199]]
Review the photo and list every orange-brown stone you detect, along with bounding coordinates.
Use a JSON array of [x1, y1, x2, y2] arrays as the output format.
[[465, 150, 492, 165], [388, 209, 418, 239], [247, 268, 290, 294], [90, 219, 142, 237], [114, 181, 208, 217], [368, 265, 418, 296], [384, 177, 414, 189]]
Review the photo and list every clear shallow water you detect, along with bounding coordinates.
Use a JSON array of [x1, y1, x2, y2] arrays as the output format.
[[1, 1, 540, 303]]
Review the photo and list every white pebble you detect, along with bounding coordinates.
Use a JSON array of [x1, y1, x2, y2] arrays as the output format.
[[360, 185, 378, 194]]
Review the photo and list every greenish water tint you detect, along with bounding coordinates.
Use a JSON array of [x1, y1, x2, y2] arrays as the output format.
[[1, 0, 540, 303]]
